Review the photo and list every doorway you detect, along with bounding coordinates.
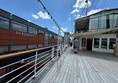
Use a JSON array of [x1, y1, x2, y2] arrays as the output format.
[[87, 39, 92, 51]]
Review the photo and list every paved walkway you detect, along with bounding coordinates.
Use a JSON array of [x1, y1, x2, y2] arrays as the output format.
[[35, 47, 118, 83]]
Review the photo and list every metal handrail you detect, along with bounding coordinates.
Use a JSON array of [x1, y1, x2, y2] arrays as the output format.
[[0, 55, 35, 70], [0, 45, 56, 60], [0, 52, 51, 79], [0, 50, 51, 70], [17, 58, 51, 83], [0, 45, 66, 83], [7, 55, 52, 83]]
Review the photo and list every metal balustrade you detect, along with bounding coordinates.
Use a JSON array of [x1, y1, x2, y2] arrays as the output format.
[[0, 45, 67, 83]]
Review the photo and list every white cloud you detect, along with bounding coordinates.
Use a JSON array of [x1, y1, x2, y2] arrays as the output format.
[[61, 27, 67, 32], [32, 14, 39, 19], [52, 26, 67, 32], [73, 0, 91, 9], [87, 9, 103, 15], [71, 9, 80, 14], [75, 14, 80, 19], [37, 11, 50, 19], [52, 26, 58, 30]]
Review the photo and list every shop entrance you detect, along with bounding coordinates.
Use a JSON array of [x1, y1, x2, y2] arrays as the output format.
[[87, 39, 92, 51]]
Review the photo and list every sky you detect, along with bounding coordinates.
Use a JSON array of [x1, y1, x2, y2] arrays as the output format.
[[0, 0, 118, 34]]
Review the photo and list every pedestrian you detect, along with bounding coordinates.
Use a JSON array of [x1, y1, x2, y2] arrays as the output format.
[[74, 38, 78, 53]]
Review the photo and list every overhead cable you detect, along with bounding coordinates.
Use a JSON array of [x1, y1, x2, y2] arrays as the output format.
[[37, 0, 64, 33]]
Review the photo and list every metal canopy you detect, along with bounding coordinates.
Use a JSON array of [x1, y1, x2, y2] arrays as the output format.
[[69, 28, 118, 37]]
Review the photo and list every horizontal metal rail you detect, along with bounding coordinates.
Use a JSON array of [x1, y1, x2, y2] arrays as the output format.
[[0, 50, 51, 70], [25, 56, 56, 83], [0, 45, 56, 60], [7, 55, 51, 83], [0, 52, 51, 79], [17, 58, 51, 83], [0, 55, 35, 70], [0, 44, 66, 83]]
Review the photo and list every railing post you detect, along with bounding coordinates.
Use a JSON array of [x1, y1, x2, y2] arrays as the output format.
[[51, 47, 54, 61], [60, 44, 62, 55], [34, 50, 38, 77]]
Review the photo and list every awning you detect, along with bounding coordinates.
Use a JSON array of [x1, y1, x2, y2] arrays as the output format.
[[69, 28, 118, 37]]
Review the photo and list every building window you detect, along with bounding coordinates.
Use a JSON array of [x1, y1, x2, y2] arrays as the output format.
[[114, 14, 118, 28], [106, 15, 110, 29], [101, 38, 107, 49], [109, 38, 116, 49], [45, 32, 49, 37], [89, 17, 99, 31], [109, 14, 114, 28], [38, 30, 44, 35], [29, 27, 37, 34], [45, 37, 48, 43], [82, 38, 86, 47], [45, 32, 49, 44], [12, 21, 27, 32], [99, 16, 106, 29], [0, 16, 9, 29], [94, 38, 99, 48]]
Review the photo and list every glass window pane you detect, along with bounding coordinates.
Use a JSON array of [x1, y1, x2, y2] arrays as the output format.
[[29, 27, 37, 34], [38, 30, 44, 35], [99, 16, 106, 29], [101, 38, 107, 49], [109, 15, 114, 28], [109, 38, 116, 49], [114, 14, 118, 28], [0, 16, 9, 29], [12, 21, 27, 32], [94, 38, 99, 48], [45, 36, 48, 43], [89, 17, 99, 31], [45, 32, 49, 37]]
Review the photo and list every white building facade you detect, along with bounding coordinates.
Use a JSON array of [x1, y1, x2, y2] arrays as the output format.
[[89, 9, 118, 53], [75, 9, 118, 53]]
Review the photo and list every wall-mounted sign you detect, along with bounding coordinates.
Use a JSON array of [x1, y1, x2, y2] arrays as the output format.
[[16, 31, 36, 37]]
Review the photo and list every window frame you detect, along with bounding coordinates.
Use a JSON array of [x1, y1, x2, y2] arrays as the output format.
[[94, 38, 99, 48], [101, 38, 107, 49], [109, 38, 116, 49], [12, 21, 27, 32]]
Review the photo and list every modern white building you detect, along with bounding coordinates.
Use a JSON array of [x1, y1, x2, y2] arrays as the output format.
[[74, 8, 118, 53]]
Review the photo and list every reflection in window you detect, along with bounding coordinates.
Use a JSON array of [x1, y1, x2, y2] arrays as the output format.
[[38, 30, 44, 35], [12, 21, 27, 32], [109, 15, 114, 28], [109, 38, 116, 49], [0, 16, 9, 29], [101, 38, 107, 49], [29, 27, 37, 34], [89, 17, 99, 31], [114, 14, 118, 28], [45, 37, 48, 43], [45, 32, 49, 37], [94, 38, 99, 48], [99, 16, 106, 29]]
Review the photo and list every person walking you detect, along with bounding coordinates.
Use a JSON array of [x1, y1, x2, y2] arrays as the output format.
[[74, 38, 78, 53]]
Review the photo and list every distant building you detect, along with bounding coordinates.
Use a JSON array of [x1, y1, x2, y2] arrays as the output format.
[[74, 8, 118, 53], [64, 32, 70, 46]]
